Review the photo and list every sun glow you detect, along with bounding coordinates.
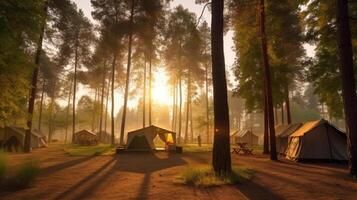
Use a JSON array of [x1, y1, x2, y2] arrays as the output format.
[[152, 69, 173, 106]]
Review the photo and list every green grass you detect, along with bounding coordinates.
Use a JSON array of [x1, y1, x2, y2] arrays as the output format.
[[63, 144, 115, 156], [0, 151, 7, 181], [181, 144, 213, 153], [13, 160, 40, 188], [176, 165, 253, 187]]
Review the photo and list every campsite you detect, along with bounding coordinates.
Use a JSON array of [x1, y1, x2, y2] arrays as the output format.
[[1, 0, 357, 199]]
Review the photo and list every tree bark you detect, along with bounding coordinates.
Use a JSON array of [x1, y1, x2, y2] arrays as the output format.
[[335, 0, 357, 176], [259, 0, 277, 160], [104, 72, 110, 134], [120, 0, 135, 145], [148, 58, 153, 126], [178, 74, 182, 144], [263, 93, 270, 154], [205, 63, 210, 144], [211, 0, 232, 176], [111, 55, 117, 146], [99, 68, 107, 140], [65, 78, 73, 144], [190, 99, 194, 143], [92, 88, 98, 132], [24, 2, 48, 152], [184, 70, 191, 144], [285, 85, 292, 124], [143, 62, 146, 128], [72, 36, 79, 143], [48, 80, 57, 143], [38, 80, 45, 133], [281, 104, 285, 125], [172, 78, 176, 131]]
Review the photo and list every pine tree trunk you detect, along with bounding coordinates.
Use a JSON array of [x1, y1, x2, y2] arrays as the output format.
[[92, 88, 98, 132], [143, 62, 146, 128], [281, 104, 285, 125], [48, 80, 57, 143], [65, 78, 73, 144], [285, 85, 292, 124], [104, 72, 110, 134], [120, 0, 135, 145], [178, 74, 182, 144], [72, 37, 79, 143], [172, 79, 176, 131], [335, 0, 357, 176], [184, 70, 191, 144], [263, 95, 270, 154], [211, 0, 232, 176], [99, 69, 106, 140], [190, 100, 194, 143], [24, 2, 48, 152], [111, 54, 117, 146], [148, 58, 153, 126], [38, 80, 45, 132], [259, 0, 277, 160], [205, 64, 210, 144]]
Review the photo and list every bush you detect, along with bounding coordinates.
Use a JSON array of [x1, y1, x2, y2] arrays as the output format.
[[0, 151, 7, 182], [177, 165, 253, 187], [13, 161, 40, 188]]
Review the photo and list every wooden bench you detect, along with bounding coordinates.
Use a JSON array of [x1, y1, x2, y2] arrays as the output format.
[[232, 142, 254, 155]]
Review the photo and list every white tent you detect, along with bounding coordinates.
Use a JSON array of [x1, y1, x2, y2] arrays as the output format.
[[275, 123, 303, 154], [285, 119, 347, 161], [230, 129, 258, 146], [126, 125, 176, 151]]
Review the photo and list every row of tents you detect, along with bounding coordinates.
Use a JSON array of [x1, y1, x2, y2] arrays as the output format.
[[231, 119, 348, 162]]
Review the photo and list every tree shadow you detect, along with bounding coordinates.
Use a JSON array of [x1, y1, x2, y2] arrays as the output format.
[[40, 155, 95, 176]]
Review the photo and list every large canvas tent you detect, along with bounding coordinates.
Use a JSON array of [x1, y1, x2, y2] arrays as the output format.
[[126, 125, 176, 151], [73, 130, 98, 145], [285, 119, 348, 162], [230, 129, 258, 146], [0, 126, 47, 152], [275, 123, 303, 154]]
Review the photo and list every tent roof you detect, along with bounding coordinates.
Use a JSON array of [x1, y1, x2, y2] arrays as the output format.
[[6, 126, 43, 138], [276, 123, 303, 138], [231, 129, 256, 138], [128, 125, 175, 136], [75, 129, 97, 136], [290, 119, 345, 137]]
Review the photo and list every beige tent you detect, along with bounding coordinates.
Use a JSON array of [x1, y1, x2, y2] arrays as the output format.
[[126, 125, 176, 151], [230, 129, 258, 146], [275, 123, 303, 154], [73, 130, 98, 145], [285, 119, 347, 161], [0, 126, 47, 152], [96, 131, 111, 144]]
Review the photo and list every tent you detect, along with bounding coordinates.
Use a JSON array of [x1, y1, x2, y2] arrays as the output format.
[[0, 126, 47, 152], [230, 129, 258, 146], [275, 123, 303, 154], [96, 131, 111, 144], [73, 130, 98, 145], [126, 125, 176, 151], [285, 119, 348, 162]]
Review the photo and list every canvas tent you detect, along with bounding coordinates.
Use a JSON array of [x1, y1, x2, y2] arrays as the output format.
[[0, 126, 47, 152], [230, 129, 258, 146], [96, 131, 111, 144], [285, 119, 348, 161], [126, 125, 176, 151], [73, 130, 98, 145], [275, 123, 303, 154]]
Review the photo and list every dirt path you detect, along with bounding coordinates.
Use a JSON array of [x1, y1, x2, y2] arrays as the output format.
[[1, 145, 356, 200]]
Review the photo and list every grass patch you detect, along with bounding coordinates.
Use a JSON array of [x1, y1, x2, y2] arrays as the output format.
[[63, 144, 115, 156], [176, 165, 253, 187], [181, 144, 212, 153], [12, 161, 40, 188]]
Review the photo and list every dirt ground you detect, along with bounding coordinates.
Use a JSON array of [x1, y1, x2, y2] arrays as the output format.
[[1, 144, 356, 200]]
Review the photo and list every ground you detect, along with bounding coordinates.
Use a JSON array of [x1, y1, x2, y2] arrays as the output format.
[[1, 144, 356, 200]]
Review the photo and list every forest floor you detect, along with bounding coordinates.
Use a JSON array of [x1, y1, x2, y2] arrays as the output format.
[[1, 144, 356, 200]]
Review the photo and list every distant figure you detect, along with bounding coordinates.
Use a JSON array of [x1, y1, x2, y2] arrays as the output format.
[[198, 135, 202, 147]]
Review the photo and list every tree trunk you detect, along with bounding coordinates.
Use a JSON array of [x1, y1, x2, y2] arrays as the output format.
[[48, 80, 57, 143], [111, 54, 117, 146], [172, 78, 176, 131], [38, 80, 45, 132], [205, 63, 210, 144], [184, 70, 191, 144], [120, 0, 135, 145], [274, 106, 279, 125], [24, 2, 48, 152], [178, 74, 182, 144], [259, 0, 277, 160], [99, 68, 107, 140], [148, 58, 153, 126], [143, 62, 146, 128], [104, 72, 110, 133], [263, 94, 270, 154], [65, 78, 73, 144], [92, 88, 98, 132], [281, 104, 285, 125], [285, 85, 292, 124], [211, 0, 232, 176], [190, 100, 194, 143], [72, 36, 79, 143], [335, 0, 357, 176]]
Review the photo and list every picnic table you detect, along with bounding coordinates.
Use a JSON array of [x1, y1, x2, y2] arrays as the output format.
[[232, 142, 254, 155]]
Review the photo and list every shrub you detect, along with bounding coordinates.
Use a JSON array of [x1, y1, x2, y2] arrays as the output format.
[[13, 161, 40, 188], [177, 165, 253, 187]]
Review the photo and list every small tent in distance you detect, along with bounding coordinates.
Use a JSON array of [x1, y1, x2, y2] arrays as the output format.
[[126, 125, 176, 152], [275, 123, 303, 154], [73, 130, 98, 146], [230, 129, 258, 146], [0, 126, 47, 152], [286, 119, 347, 162]]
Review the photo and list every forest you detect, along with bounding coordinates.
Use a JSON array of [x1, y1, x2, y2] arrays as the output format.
[[0, 0, 356, 199]]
